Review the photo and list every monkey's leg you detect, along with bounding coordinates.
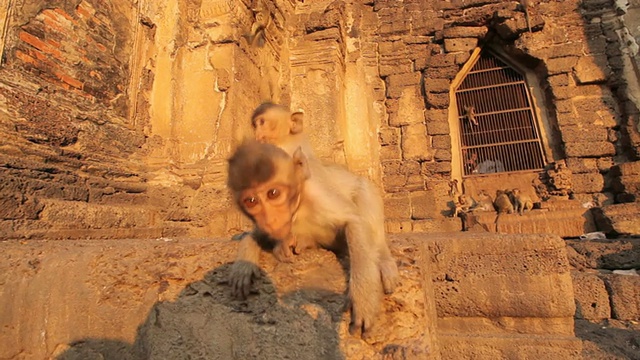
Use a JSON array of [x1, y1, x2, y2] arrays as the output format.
[[345, 218, 384, 337], [359, 180, 399, 295], [229, 233, 262, 300]]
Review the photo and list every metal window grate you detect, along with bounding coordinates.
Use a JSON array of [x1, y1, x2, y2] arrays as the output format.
[[455, 50, 546, 177]]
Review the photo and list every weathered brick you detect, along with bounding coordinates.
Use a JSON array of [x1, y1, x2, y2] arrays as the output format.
[[443, 37, 478, 52], [548, 43, 585, 59], [379, 41, 407, 56], [410, 190, 438, 219], [547, 57, 579, 75], [425, 92, 450, 109], [421, 160, 452, 176], [383, 174, 408, 193], [572, 96, 620, 128], [572, 173, 605, 193], [380, 145, 402, 160], [389, 87, 425, 126], [555, 99, 574, 114], [565, 157, 598, 174], [401, 124, 434, 161], [601, 274, 640, 321], [561, 126, 608, 143], [552, 86, 573, 100], [564, 142, 616, 158], [597, 157, 614, 172], [423, 78, 451, 93], [400, 158, 419, 173], [432, 135, 451, 149], [442, 26, 488, 38], [424, 65, 460, 80], [380, 58, 413, 77], [573, 55, 610, 84], [379, 127, 400, 146], [424, 53, 457, 68], [547, 74, 571, 88], [424, 109, 449, 122], [384, 192, 411, 219], [610, 161, 640, 177], [385, 220, 413, 233], [571, 271, 611, 321], [382, 160, 402, 176], [426, 120, 450, 135], [454, 51, 471, 64], [434, 149, 452, 161], [386, 72, 421, 98]]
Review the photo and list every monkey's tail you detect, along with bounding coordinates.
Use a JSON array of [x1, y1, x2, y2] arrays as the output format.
[[494, 213, 502, 233]]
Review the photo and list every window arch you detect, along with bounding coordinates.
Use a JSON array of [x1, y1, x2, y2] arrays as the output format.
[[454, 48, 546, 177]]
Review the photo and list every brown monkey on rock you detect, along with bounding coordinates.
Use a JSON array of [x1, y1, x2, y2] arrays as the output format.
[[227, 139, 399, 337]]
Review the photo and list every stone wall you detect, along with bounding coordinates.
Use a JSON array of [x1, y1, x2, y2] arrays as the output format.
[[0, 0, 153, 239], [367, 0, 640, 230], [1, 0, 640, 239], [0, 233, 581, 359]]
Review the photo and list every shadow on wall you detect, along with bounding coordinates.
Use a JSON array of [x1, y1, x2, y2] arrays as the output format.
[[575, 319, 640, 360], [56, 264, 345, 360]]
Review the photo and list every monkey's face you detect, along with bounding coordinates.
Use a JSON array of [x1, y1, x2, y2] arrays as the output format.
[[228, 141, 308, 241], [252, 108, 303, 144], [239, 177, 297, 241]]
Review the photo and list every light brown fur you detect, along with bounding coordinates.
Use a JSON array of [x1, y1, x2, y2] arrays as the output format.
[[512, 188, 533, 215], [229, 103, 399, 337], [473, 190, 495, 212], [493, 189, 514, 233]]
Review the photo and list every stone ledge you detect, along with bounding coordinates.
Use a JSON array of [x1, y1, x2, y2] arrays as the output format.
[[0, 232, 579, 359]]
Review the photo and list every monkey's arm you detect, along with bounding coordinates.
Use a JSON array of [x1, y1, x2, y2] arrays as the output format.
[[345, 216, 384, 336], [229, 233, 262, 299]]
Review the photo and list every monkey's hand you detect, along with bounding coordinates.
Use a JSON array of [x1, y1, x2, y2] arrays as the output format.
[[229, 260, 261, 300], [379, 259, 400, 295], [272, 241, 294, 263]]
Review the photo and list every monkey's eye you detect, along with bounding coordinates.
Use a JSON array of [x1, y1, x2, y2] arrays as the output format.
[[266, 188, 280, 200], [259, 118, 265, 126], [243, 197, 259, 208]]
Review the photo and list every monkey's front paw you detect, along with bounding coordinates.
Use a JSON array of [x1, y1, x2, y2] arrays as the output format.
[[229, 261, 260, 300], [348, 301, 376, 338], [380, 260, 400, 295], [272, 242, 294, 263]]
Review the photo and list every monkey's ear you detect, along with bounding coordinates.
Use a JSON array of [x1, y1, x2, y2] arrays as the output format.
[[290, 110, 304, 134], [292, 146, 310, 180]]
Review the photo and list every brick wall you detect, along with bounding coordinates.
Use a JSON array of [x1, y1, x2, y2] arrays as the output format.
[[0, 0, 148, 239], [365, 0, 640, 229]]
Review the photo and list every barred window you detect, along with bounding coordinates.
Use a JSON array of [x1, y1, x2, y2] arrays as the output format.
[[455, 49, 546, 177]]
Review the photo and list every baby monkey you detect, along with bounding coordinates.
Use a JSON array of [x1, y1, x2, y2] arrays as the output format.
[[228, 139, 399, 337], [493, 189, 514, 233], [511, 188, 533, 215], [250, 102, 312, 157]]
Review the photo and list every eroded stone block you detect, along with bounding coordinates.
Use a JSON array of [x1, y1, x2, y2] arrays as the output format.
[[571, 271, 611, 321]]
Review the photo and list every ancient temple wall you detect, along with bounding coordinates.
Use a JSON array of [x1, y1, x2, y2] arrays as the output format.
[[1, 0, 639, 239], [365, 0, 640, 230]]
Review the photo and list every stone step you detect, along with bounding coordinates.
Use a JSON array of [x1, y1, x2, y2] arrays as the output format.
[[2, 199, 163, 240], [593, 203, 640, 236], [472, 207, 596, 237], [539, 198, 589, 211], [439, 333, 582, 359]]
